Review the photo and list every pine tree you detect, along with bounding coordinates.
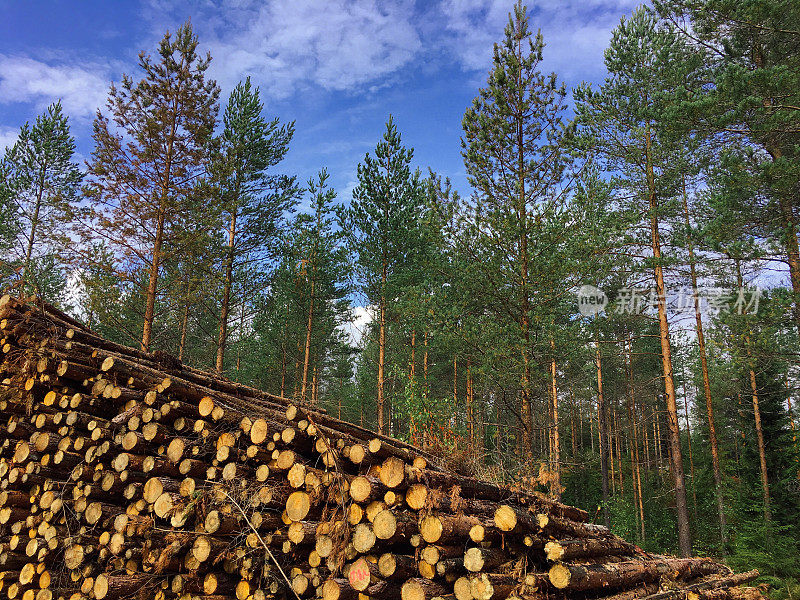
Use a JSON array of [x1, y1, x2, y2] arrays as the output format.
[[211, 77, 297, 373], [341, 117, 427, 435], [0, 101, 81, 299], [81, 22, 219, 351], [0, 160, 18, 260], [574, 8, 695, 556], [296, 169, 351, 404], [656, 0, 800, 332], [461, 1, 570, 463]]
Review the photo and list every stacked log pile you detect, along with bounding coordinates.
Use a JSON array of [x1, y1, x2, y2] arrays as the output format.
[[0, 296, 762, 600]]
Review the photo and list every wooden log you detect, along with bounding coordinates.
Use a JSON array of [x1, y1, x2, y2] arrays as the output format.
[[548, 557, 728, 592], [463, 547, 508, 573], [544, 537, 638, 561], [639, 570, 760, 600], [93, 573, 151, 599], [378, 553, 417, 579], [402, 579, 449, 600], [419, 514, 480, 544]]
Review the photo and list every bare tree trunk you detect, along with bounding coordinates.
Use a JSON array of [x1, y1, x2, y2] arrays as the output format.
[[788, 378, 797, 450], [570, 391, 578, 460], [625, 338, 646, 542], [655, 412, 662, 471], [178, 294, 189, 361], [423, 330, 429, 400], [644, 407, 651, 471], [609, 407, 616, 496], [595, 328, 610, 527], [453, 356, 458, 406], [735, 260, 771, 522], [300, 273, 316, 402], [23, 178, 44, 285], [216, 210, 237, 372], [516, 49, 533, 465], [142, 208, 165, 352], [410, 329, 416, 380], [771, 153, 800, 331], [590, 392, 596, 454], [467, 357, 475, 458], [647, 126, 691, 557], [312, 366, 318, 407], [748, 367, 772, 522], [550, 337, 560, 500], [377, 261, 387, 435], [682, 178, 727, 546], [614, 405, 623, 493], [682, 378, 698, 526]]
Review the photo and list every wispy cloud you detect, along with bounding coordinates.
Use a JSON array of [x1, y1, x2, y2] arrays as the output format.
[[147, 0, 422, 99], [0, 54, 110, 119], [439, 0, 643, 81], [0, 126, 18, 152]]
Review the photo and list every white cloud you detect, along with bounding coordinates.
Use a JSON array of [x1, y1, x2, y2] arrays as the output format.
[[150, 0, 423, 99], [440, 0, 642, 81], [0, 55, 109, 119], [0, 126, 18, 152]]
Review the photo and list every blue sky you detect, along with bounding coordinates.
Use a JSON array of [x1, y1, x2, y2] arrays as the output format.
[[0, 0, 642, 206]]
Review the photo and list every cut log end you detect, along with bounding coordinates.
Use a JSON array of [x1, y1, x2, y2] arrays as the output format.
[[494, 505, 517, 531], [549, 563, 572, 589], [348, 557, 372, 591]]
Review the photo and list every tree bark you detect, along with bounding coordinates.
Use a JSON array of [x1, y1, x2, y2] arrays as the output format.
[[734, 261, 771, 522], [595, 327, 610, 527], [762, 144, 800, 332], [624, 338, 645, 542], [216, 209, 237, 373], [682, 177, 727, 547], [550, 336, 561, 500], [178, 294, 189, 362], [22, 173, 45, 285], [142, 207, 165, 352], [301, 271, 316, 402], [516, 28, 533, 464], [647, 125, 691, 557], [377, 258, 387, 435]]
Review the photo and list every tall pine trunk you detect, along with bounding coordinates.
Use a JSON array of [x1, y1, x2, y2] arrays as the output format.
[[178, 294, 189, 361], [682, 182, 727, 546], [216, 209, 237, 373], [300, 271, 316, 402], [625, 338, 646, 542], [377, 257, 387, 435], [647, 126, 691, 557], [142, 105, 179, 353], [735, 260, 771, 522], [595, 328, 610, 527], [142, 208, 165, 351], [550, 336, 560, 500], [23, 177, 44, 284]]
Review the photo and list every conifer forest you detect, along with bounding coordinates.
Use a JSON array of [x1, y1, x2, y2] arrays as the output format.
[[1, 0, 799, 593]]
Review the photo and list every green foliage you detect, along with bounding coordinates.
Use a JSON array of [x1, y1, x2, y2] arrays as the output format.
[[0, 101, 82, 301], [80, 21, 220, 348]]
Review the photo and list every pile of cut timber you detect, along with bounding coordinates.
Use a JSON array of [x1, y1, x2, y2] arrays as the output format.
[[0, 296, 762, 600]]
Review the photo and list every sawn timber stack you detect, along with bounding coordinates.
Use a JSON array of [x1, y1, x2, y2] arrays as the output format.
[[0, 296, 762, 600]]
